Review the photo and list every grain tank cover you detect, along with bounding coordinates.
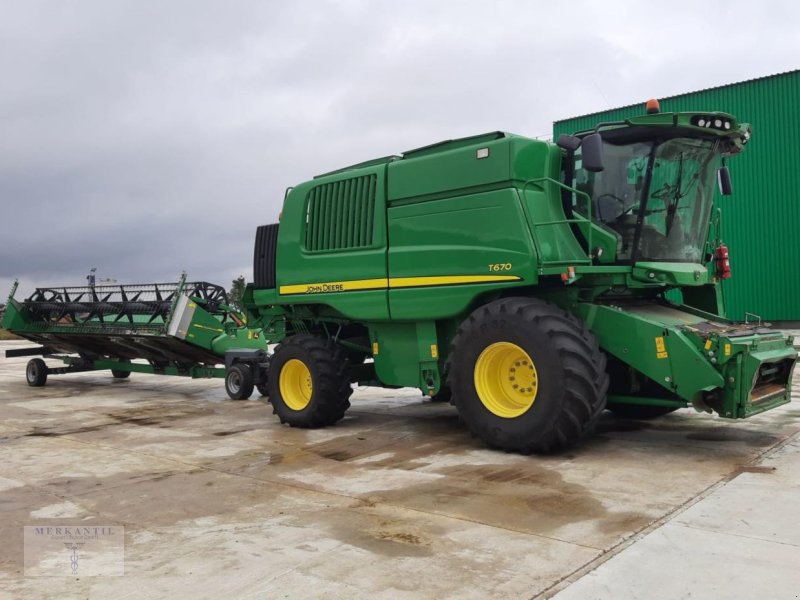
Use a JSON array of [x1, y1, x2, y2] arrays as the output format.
[[387, 131, 554, 203]]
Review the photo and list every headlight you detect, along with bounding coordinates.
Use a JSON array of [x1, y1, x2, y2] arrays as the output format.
[[691, 114, 735, 132]]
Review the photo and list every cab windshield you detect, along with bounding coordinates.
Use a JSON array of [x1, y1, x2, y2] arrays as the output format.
[[572, 137, 720, 263]]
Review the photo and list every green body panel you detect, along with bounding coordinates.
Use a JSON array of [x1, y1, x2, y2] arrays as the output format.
[[369, 321, 443, 392], [569, 301, 796, 417], [172, 297, 228, 349], [572, 302, 725, 398], [274, 164, 390, 320], [2, 302, 29, 333], [386, 189, 536, 319], [387, 133, 513, 203], [154, 293, 269, 357], [720, 334, 795, 417]]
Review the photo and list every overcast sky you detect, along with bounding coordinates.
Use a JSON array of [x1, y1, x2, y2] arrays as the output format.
[[2, 0, 798, 297]]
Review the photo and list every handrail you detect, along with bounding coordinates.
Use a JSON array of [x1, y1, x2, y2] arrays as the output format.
[[521, 177, 593, 266]]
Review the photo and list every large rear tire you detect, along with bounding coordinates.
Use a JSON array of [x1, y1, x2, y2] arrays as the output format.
[[268, 334, 352, 427], [448, 297, 608, 453]]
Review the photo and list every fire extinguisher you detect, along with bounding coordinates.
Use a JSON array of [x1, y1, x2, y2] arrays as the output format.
[[714, 243, 731, 279]]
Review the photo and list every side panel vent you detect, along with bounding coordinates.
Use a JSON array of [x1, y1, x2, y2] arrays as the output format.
[[305, 174, 377, 252], [254, 223, 279, 289]]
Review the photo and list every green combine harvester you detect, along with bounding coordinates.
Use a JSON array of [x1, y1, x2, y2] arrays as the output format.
[[3, 99, 797, 453]]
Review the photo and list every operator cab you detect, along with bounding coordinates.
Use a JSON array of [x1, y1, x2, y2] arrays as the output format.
[[560, 100, 748, 265]]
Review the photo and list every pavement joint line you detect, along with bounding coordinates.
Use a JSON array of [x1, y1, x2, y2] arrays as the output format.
[[670, 521, 800, 549], [534, 427, 800, 600], [0, 422, 605, 551], [0, 479, 75, 515], [596, 433, 778, 454]]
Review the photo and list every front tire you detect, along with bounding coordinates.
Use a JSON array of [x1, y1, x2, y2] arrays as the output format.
[[448, 297, 608, 453], [268, 334, 352, 427], [225, 363, 254, 400], [26, 358, 48, 387]]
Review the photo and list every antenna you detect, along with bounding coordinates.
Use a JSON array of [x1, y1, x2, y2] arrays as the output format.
[[86, 267, 116, 288]]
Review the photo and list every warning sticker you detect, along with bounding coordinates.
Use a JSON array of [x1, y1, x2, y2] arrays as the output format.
[[655, 336, 669, 359]]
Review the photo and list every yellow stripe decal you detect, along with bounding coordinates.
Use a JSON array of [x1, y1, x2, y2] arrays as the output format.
[[389, 275, 520, 288], [279, 275, 521, 295]]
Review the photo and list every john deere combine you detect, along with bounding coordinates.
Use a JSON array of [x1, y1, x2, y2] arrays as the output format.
[[4, 100, 796, 453]]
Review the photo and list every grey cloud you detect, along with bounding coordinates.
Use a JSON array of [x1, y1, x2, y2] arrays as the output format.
[[2, 0, 798, 299]]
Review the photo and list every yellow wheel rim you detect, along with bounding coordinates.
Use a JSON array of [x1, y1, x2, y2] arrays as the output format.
[[279, 359, 313, 411], [474, 342, 538, 418]]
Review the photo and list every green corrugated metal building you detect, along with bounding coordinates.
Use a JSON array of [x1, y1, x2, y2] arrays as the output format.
[[553, 70, 800, 322]]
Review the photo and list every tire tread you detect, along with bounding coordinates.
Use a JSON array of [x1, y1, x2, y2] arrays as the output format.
[[448, 297, 609, 453], [269, 334, 352, 428]]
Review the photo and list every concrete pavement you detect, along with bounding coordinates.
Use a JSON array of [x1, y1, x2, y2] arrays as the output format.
[[0, 339, 797, 599], [551, 435, 800, 599]]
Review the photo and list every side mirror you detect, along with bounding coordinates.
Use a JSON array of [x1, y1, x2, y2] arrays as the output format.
[[581, 133, 605, 172], [717, 166, 732, 196], [557, 134, 582, 152]]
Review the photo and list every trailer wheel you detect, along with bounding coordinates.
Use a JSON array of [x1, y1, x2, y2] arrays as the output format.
[[448, 297, 609, 453], [268, 334, 352, 427], [225, 363, 255, 400], [607, 404, 679, 419], [111, 359, 131, 379], [26, 358, 48, 387], [256, 383, 269, 398]]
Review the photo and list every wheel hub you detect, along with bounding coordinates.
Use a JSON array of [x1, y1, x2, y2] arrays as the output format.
[[473, 342, 538, 418], [228, 371, 241, 393], [280, 359, 313, 410]]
